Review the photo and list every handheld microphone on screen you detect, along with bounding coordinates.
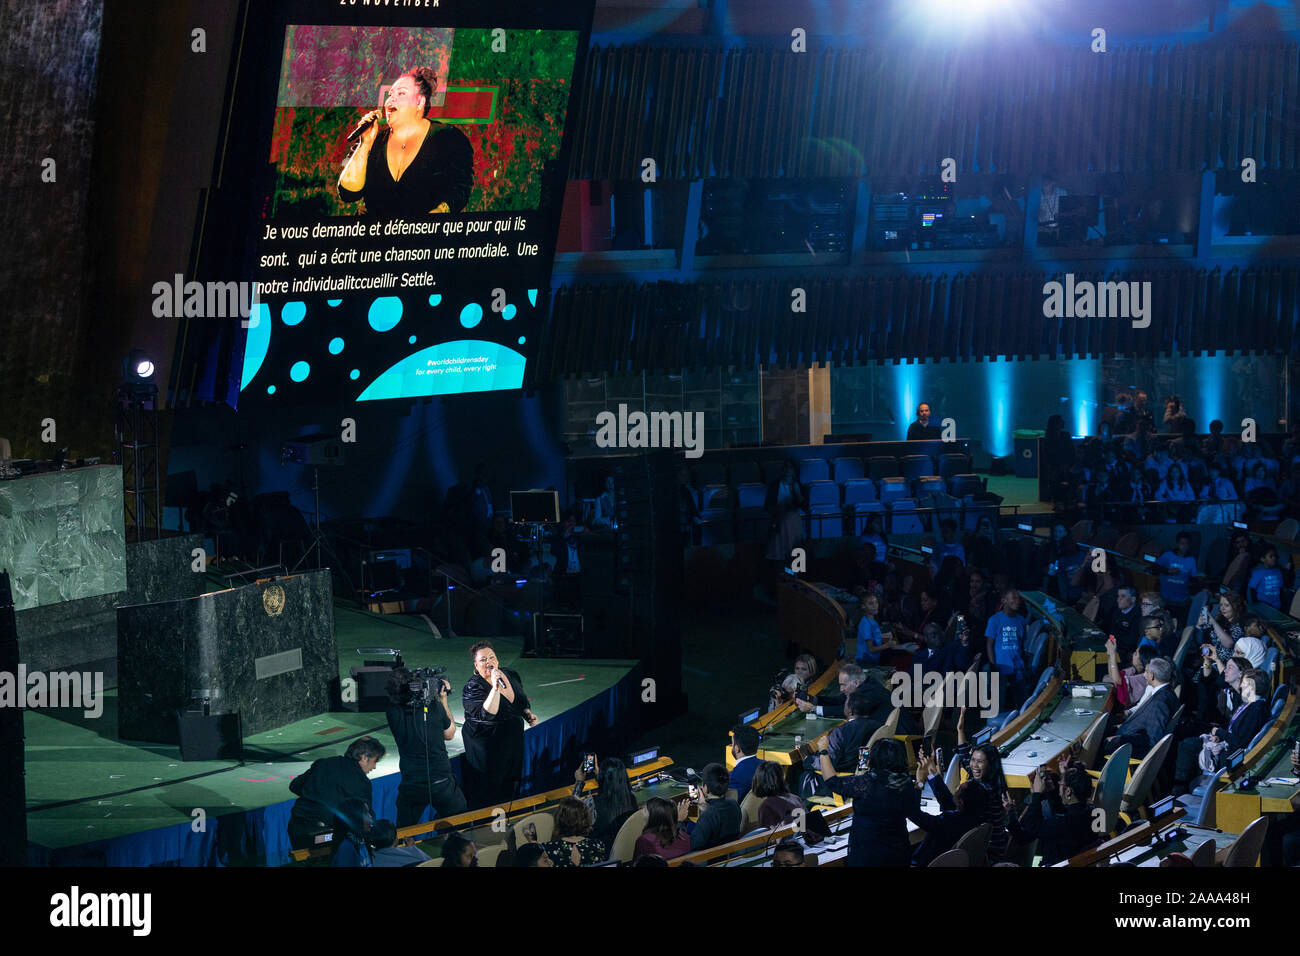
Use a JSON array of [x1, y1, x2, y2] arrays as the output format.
[[346, 109, 383, 143]]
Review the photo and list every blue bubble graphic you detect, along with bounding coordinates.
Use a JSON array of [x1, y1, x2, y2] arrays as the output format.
[[502, 304, 517, 321], [517, 336, 526, 345], [527, 289, 538, 307], [282, 301, 306, 326], [368, 296, 403, 332], [459, 302, 484, 329], [290, 361, 310, 382], [408, 335, 417, 344], [350, 368, 361, 380], [267, 385, 276, 395], [328, 337, 345, 355], [428, 294, 443, 307], [327, 299, 342, 307]]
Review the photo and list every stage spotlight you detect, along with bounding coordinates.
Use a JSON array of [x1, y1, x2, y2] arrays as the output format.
[[124, 349, 156, 384]]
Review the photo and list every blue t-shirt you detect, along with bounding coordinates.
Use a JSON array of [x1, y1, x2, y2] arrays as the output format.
[[984, 612, 1027, 676], [856, 616, 883, 666], [1157, 551, 1197, 604], [1248, 567, 1283, 609]]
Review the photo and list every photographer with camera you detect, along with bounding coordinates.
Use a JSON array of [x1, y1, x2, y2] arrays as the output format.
[[287, 737, 386, 851], [386, 667, 468, 828]]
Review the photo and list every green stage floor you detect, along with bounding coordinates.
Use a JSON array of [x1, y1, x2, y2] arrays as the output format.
[[24, 600, 636, 851]]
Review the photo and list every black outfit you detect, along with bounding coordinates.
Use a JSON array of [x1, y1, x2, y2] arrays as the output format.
[[826, 717, 883, 773], [1174, 698, 1269, 786], [822, 772, 929, 866], [1006, 795, 1098, 865], [907, 421, 941, 441], [1104, 684, 1178, 760], [1104, 604, 1142, 658], [385, 702, 468, 827], [338, 122, 474, 218], [287, 756, 374, 850], [912, 773, 983, 866], [810, 674, 892, 721], [461, 667, 531, 809], [689, 797, 743, 851]]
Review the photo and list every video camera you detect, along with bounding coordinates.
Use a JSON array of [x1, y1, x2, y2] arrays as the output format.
[[406, 666, 451, 709], [768, 669, 810, 705]]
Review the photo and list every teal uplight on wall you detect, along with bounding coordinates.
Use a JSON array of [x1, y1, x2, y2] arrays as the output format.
[[1070, 361, 1093, 438], [1196, 352, 1229, 432], [986, 358, 1012, 456], [895, 363, 922, 439]]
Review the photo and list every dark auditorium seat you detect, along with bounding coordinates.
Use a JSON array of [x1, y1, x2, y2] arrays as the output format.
[[699, 508, 734, 545], [832, 457, 865, 482], [869, 456, 900, 481], [799, 458, 830, 484], [879, 476, 909, 504], [806, 480, 843, 538], [693, 462, 728, 487], [888, 499, 924, 534], [915, 476, 946, 498], [938, 453, 971, 480], [702, 484, 733, 509], [901, 454, 933, 482], [735, 483, 766, 509], [947, 474, 983, 498]]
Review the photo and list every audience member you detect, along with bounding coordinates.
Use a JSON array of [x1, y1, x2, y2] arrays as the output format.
[[1003, 758, 1098, 865], [751, 761, 805, 828], [1102, 657, 1177, 760], [816, 738, 930, 866], [441, 832, 478, 867], [287, 737, 386, 850], [911, 748, 990, 866], [541, 797, 608, 866], [632, 797, 692, 862], [728, 725, 761, 800], [688, 763, 743, 851]]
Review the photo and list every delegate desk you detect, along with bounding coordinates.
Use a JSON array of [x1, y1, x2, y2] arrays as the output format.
[[290, 755, 677, 862], [1000, 685, 1112, 789]]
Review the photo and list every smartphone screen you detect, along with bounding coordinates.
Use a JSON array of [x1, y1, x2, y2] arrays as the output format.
[[688, 783, 700, 801], [856, 746, 871, 774], [582, 752, 596, 775]]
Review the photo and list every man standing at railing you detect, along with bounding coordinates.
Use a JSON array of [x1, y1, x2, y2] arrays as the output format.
[[906, 402, 941, 441]]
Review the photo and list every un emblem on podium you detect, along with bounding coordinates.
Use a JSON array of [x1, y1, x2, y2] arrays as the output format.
[[263, 584, 286, 617]]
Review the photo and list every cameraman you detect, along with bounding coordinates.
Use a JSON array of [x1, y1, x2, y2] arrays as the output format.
[[386, 667, 469, 828]]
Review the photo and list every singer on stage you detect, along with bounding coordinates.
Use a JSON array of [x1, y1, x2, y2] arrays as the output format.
[[337, 67, 474, 218], [461, 641, 538, 808]]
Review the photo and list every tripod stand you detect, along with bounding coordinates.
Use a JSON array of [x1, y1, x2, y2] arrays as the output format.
[[291, 465, 346, 577]]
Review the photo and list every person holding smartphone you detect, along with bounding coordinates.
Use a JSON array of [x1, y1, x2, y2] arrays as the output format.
[[571, 754, 638, 855], [686, 763, 742, 852], [813, 738, 930, 866], [910, 747, 991, 866], [632, 797, 693, 862]]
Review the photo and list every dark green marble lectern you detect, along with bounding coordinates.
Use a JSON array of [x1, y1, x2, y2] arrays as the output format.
[[117, 570, 338, 742]]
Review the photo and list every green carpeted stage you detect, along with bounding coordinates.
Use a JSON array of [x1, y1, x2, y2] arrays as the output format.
[[24, 598, 639, 864]]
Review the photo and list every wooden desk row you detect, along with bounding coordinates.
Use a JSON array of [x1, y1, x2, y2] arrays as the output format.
[[288, 755, 676, 863]]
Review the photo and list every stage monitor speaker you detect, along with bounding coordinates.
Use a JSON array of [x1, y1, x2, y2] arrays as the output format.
[[347, 665, 395, 712], [177, 711, 244, 761]]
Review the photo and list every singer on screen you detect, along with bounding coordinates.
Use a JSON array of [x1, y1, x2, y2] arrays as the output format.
[[337, 67, 474, 218], [461, 640, 538, 808]]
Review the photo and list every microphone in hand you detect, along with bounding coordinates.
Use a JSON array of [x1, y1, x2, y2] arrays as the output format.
[[346, 109, 382, 143]]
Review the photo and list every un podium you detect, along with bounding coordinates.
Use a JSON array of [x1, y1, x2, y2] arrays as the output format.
[[117, 570, 339, 744]]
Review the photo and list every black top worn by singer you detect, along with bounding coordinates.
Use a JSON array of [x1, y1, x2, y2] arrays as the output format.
[[461, 666, 531, 808], [338, 122, 474, 218]]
